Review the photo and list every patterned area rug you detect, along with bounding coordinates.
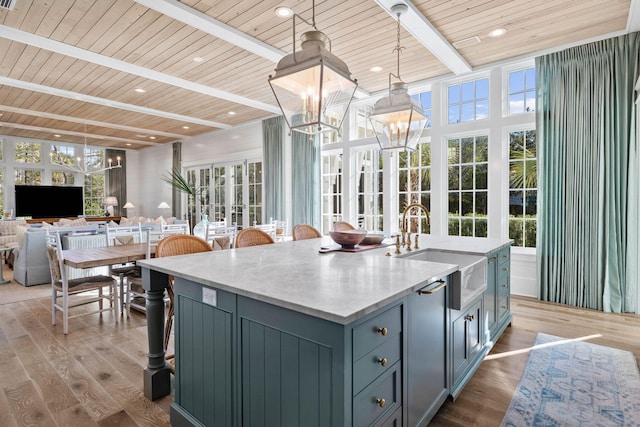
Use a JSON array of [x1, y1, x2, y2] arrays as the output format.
[[501, 333, 640, 426]]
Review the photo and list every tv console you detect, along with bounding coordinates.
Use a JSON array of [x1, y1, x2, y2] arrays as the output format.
[[25, 216, 121, 225]]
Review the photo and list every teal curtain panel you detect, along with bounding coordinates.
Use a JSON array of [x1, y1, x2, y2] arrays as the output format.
[[262, 116, 285, 223], [536, 32, 640, 312], [291, 132, 321, 229]]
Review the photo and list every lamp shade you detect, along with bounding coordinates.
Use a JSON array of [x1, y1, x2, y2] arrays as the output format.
[[269, 30, 357, 135], [157, 202, 171, 209], [104, 196, 118, 207], [122, 202, 135, 209], [369, 84, 428, 152]]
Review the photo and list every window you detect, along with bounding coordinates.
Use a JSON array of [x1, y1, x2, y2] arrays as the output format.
[[0, 138, 3, 161], [84, 173, 104, 216], [321, 106, 344, 144], [411, 91, 432, 128], [398, 141, 432, 233], [51, 145, 76, 166], [508, 67, 536, 115], [447, 136, 488, 237], [212, 166, 226, 222], [186, 169, 197, 226], [509, 130, 537, 247], [15, 142, 41, 163], [199, 167, 211, 219], [352, 104, 378, 140], [321, 153, 343, 234], [355, 148, 383, 231], [231, 164, 243, 226], [447, 78, 489, 124], [15, 169, 42, 185], [52, 171, 75, 185], [84, 146, 103, 170], [248, 161, 262, 225]]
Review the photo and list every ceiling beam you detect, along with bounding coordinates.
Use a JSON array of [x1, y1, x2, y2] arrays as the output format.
[[374, 0, 472, 75], [628, 0, 640, 31], [0, 105, 190, 139], [0, 25, 281, 115], [132, 0, 370, 99], [133, 0, 285, 63], [0, 122, 160, 146], [0, 76, 230, 129]]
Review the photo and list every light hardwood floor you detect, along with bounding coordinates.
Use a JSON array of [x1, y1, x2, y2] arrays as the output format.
[[1, 268, 639, 426]]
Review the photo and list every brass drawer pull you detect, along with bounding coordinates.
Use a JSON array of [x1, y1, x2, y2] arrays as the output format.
[[502, 284, 508, 288], [465, 314, 475, 322], [488, 256, 498, 263], [418, 280, 446, 295], [377, 357, 387, 367], [375, 398, 386, 408], [376, 327, 388, 336], [502, 267, 509, 272]]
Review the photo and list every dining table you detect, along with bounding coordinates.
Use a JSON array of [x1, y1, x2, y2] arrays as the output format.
[[62, 242, 168, 401], [62, 243, 153, 269]]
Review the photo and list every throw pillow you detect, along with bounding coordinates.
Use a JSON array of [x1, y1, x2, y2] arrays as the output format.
[[119, 216, 135, 226], [154, 216, 166, 226], [41, 222, 52, 229], [108, 220, 119, 227]]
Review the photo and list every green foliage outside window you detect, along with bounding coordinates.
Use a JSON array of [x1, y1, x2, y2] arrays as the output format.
[[15, 142, 41, 163]]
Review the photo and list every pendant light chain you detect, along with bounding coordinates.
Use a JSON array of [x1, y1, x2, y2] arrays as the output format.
[[393, 10, 405, 81]]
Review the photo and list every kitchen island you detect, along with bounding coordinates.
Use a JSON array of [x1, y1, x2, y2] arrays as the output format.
[[139, 235, 511, 426]]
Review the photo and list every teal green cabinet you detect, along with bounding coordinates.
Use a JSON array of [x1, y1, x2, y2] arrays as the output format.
[[406, 279, 448, 426], [170, 275, 454, 427], [449, 297, 483, 399], [484, 246, 512, 344]]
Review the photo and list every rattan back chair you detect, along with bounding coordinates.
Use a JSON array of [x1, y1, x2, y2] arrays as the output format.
[[292, 224, 322, 241], [332, 221, 356, 231], [156, 234, 213, 371], [235, 228, 275, 248]]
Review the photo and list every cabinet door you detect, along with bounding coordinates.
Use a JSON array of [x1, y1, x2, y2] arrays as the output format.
[[450, 298, 483, 388], [484, 252, 498, 340], [407, 279, 448, 427]]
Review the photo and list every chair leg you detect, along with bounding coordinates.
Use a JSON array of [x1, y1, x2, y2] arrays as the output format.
[[51, 287, 57, 326], [62, 291, 69, 334], [119, 273, 125, 315]]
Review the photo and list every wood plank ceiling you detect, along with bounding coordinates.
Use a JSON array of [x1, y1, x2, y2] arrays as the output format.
[[0, 0, 634, 150]]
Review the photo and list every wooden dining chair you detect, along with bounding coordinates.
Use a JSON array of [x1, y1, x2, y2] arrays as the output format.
[[125, 227, 189, 316], [292, 224, 322, 240], [45, 230, 118, 334], [105, 223, 143, 315], [333, 221, 356, 231], [234, 228, 275, 248], [156, 234, 213, 372]]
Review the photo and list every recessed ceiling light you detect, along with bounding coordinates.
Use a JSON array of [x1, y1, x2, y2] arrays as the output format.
[[488, 28, 507, 38], [126, 143, 132, 146], [193, 56, 204, 62], [149, 136, 156, 140], [54, 134, 61, 137], [370, 66, 383, 72], [136, 134, 147, 138], [134, 88, 146, 93], [275, 6, 293, 18], [228, 111, 236, 115], [183, 126, 190, 129]]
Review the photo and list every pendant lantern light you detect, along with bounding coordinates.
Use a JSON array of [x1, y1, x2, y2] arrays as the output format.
[[369, 3, 427, 152], [268, 0, 358, 135]]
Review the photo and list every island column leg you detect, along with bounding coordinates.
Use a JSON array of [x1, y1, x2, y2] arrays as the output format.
[[142, 268, 171, 400]]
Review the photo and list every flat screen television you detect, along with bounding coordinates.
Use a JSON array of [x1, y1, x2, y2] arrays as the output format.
[[15, 185, 84, 219]]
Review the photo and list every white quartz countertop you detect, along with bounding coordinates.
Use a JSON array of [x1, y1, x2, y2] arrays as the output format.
[[138, 235, 511, 324]]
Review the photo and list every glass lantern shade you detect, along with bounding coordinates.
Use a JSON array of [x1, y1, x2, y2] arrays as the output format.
[[369, 82, 428, 151], [269, 31, 358, 135]]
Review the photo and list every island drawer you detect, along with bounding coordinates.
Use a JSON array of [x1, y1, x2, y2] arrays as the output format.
[[353, 334, 401, 394], [375, 406, 402, 427], [498, 294, 510, 320], [353, 362, 401, 427], [353, 305, 401, 362], [498, 246, 510, 267], [497, 273, 510, 298]]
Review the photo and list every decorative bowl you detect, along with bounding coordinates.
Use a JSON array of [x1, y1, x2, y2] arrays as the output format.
[[329, 229, 367, 248], [361, 232, 385, 245]]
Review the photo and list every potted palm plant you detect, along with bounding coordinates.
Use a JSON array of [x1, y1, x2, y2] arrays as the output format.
[[161, 169, 208, 237]]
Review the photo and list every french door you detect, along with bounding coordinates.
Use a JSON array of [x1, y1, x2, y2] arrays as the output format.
[[186, 160, 262, 229]]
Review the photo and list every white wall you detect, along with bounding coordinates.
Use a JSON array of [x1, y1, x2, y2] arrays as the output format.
[[133, 143, 173, 218]]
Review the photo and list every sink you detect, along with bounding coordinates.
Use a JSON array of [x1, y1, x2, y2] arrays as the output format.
[[401, 249, 487, 310]]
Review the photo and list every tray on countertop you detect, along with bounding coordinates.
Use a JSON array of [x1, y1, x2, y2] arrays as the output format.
[[318, 240, 394, 254]]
